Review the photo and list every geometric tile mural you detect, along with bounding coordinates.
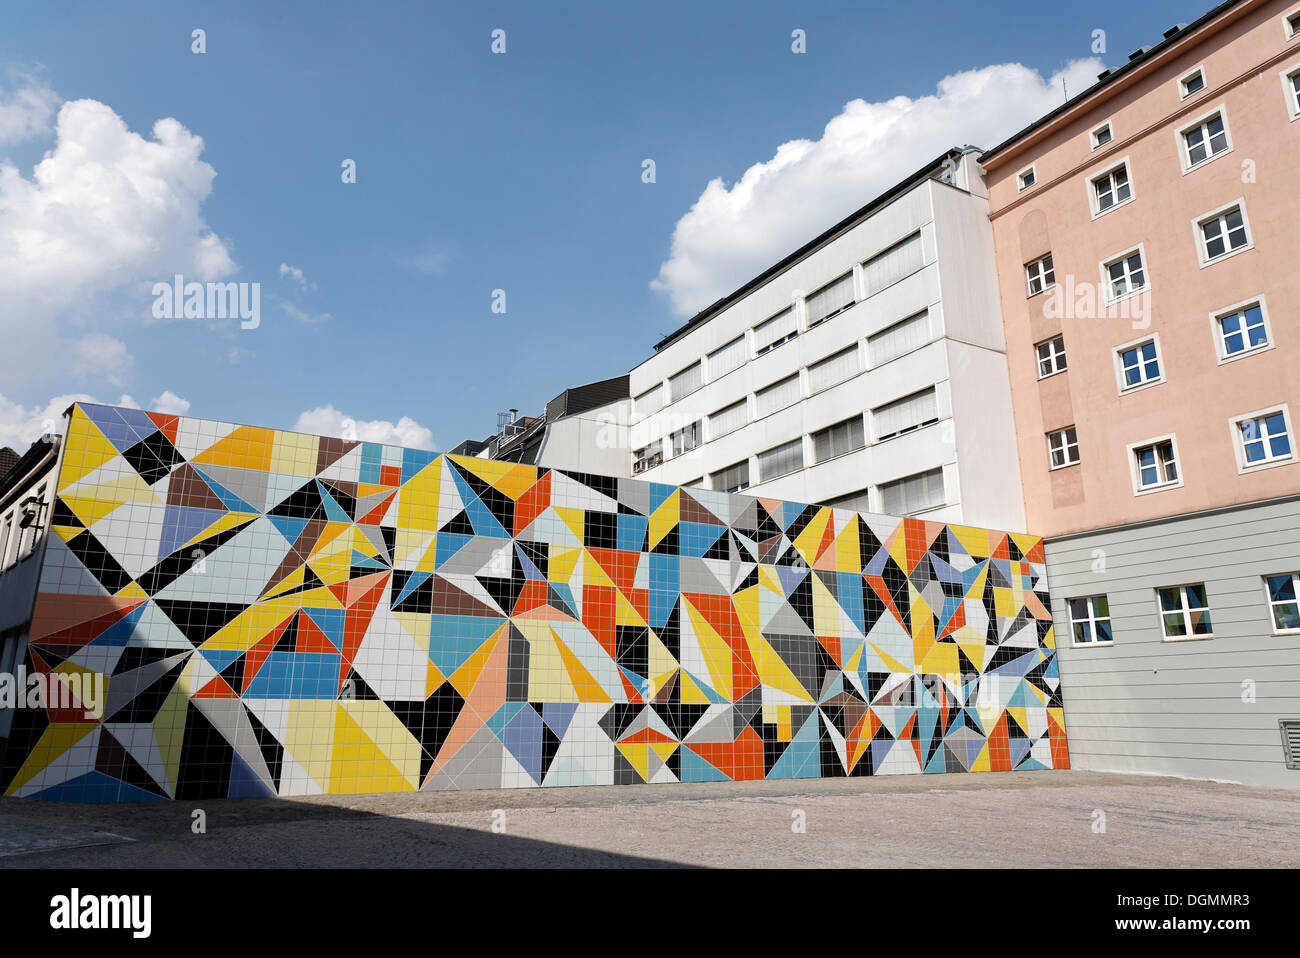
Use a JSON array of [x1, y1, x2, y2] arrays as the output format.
[[0, 403, 1068, 801]]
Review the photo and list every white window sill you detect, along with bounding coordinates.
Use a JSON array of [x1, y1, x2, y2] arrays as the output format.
[[1199, 243, 1253, 269], [1217, 341, 1273, 366], [1037, 368, 1067, 381], [1118, 377, 1165, 396], [1181, 146, 1233, 176], [1161, 633, 1214, 643], [1134, 478, 1183, 496], [1236, 454, 1296, 476], [1070, 640, 1115, 649], [1091, 196, 1135, 220]]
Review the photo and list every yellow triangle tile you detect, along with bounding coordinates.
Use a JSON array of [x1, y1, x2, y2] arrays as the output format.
[[793, 508, 830, 565], [648, 492, 679, 550], [554, 507, 587, 542], [744, 633, 814, 703], [614, 587, 646, 627], [492, 463, 540, 502], [3, 722, 97, 794], [615, 742, 650, 780], [193, 425, 275, 472], [115, 580, 148, 601], [425, 661, 445, 698], [448, 631, 500, 699], [59, 408, 120, 491], [553, 630, 611, 703], [834, 514, 862, 574]]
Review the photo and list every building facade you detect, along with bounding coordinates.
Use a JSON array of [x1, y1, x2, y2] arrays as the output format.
[[0, 403, 1065, 801], [981, 0, 1300, 785], [626, 148, 1028, 534]]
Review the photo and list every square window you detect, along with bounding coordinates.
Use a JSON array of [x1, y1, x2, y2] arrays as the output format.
[[1091, 123, 1113, 149], [1265, 573, 1300, 632], [1036, 335, 1067, 378], [1092, 163, 1132, 213], [1157, 584, 1213, 639], [1237, 410, 1292, 467], [1048, 426, 1079, 468], [1180, 68, 1205, 98], [1118, 339, 1161, 389], [1133, 438, 1179, 490], [1285, 67, 1300, 118], [1104, 249, 1146, 300], [1182, 112, 1229, 168], [1216, 302, 1270, 358], [1068, 595, 1113, 645], [1025, 254, 1055, 296], [1018, 166, 1037, 191], [1287, 11, 1300, 38], [1199, 205, 1250, 262]]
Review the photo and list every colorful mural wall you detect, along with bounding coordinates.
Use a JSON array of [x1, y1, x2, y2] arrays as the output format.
[[0, 403, 1068, 801]]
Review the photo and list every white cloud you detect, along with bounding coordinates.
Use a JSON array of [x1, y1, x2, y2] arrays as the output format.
[[293, 404, 437, 451], [149, 390, 191, 416], [651, 58, 1104, 316], [0, 69, 59, 144], [279, 262, 312, 289], [0, 95, 236, 385], [280, 300, 331, 324], [0, 389, 192, 451], [397, 241, 454, 277]]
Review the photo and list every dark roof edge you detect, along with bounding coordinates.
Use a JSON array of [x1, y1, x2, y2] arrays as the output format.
[[0, 433, 58, 500], [979, 0, 1248, 166], [651, 146, 973, 353]]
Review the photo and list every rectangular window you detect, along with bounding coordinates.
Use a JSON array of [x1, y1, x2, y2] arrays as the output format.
[[668, 363, 703, 403], [1036, 335, 1067, 378], [863, 232, 923, 295], [879, 468, 945, 516], [1048, 426, 1079, 468], [635, 384, 663, 419], [1286, 67, 1300, 117], [868, 310, 929, 366], [1216, 302, 1269, 358], [873, 387, 939, 441], [1068, 596, 1113, 645], [1237, 410, 1293, 467], [1104, 249, 1146, 300], [670, 421, 701, 457], [804, 273, 855, 328], [1180, 68, 1205, 98], [1199, 205, 1249, 262], [755, 374, 801, 418], [713, 460, 750, 494], [707, 336, 746, 380], [1118, 338, 1161, 390], [1091, 122, 1112, 149], [757, 439, 804, 482], [1017, 166, 1036, 191], [807, 345, 860, 394], [1265, 573, 1300, 632], [632, 441, 663, 475], [1092, 163, 1132, 213], [1288, 11, 1300, 38], [812, 417, 865, 463], [1026, 254, 1055, 296], [1133, 438, 1179, 489], [708, 400, 747, 439], [0, 517, 10, 571], [1157, 584, 1213, 639], [753, 307, 798, 355], [1182, 112, 1229, 168]]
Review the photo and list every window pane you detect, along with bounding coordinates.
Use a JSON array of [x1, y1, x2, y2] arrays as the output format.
[[1158, 587, 1180, 611], [635, 384, 663, 418], [805, 273, 855, 327], [709, 401, 747, 439], [863, 232, 923, 295], [757, 439, 803, 481], [708, 337, 746, 379], [880, 467, 944, 515], [713, 460, 749, 493], [755, 375, 800, 418], [813, 417, 865, 463], [868, 311, 929, 366], [668, 364, 702, 402], [1162, 612, 1188, 637], [754, 308, 797, 354], [808, 346, 860, 393], [874, 387, 938, 440], [1095, 621, 1114, 643], [1267, 574, 1296, 603]]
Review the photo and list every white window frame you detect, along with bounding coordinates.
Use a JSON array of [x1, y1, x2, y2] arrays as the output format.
[[1099, 243, 1148, 304], [1047, 426, 1080, 470], [707, 336, 747, 382], [753, 307, 798, 356], [867, 310, 931, 368], [1090, 121, 1114, 151], [1285, 6, 1300, 40], [1229, 404, 1296, 475], [1035, 335, 1067, 379], [1087, 157, 1135, 218], [669, 420, 702, 458], [1113, 333, 1165, 395], [707, 399, 747, 441], [1176, 104, 1233, 173], [1017, 165, 1037, 192], [1262, 572, 1300, 635], [807, 344, 861, 395], [1193, 199, 1252, 267], [712, 459, 751, 494], [811, 416, 866, 465], [803, 272, 856, 329], [1025, 253, 1055, 297], [1279, 62, 1300, 120], [1156, 583, 1214, 642], [757, 438, 804, 483], [667, 361, 704, 404], [1210, 295, 1274, 365], [1127, 433, 1183, 495], [1067, 595, 1114, 647], [632, 441, 663, 475], [1179, 65, 1206, 100]]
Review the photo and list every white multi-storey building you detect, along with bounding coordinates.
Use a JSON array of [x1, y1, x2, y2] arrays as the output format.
[[627, 147, 1027, 532]]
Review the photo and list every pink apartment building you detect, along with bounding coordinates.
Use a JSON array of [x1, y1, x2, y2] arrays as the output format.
[[980, 0, 1300, 786]]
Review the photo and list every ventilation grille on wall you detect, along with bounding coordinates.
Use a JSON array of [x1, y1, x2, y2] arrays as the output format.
[[1282, 720, 1300, 770]]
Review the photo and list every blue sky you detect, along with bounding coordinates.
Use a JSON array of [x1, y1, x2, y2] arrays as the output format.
[[0, 0, 1200, 450]]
